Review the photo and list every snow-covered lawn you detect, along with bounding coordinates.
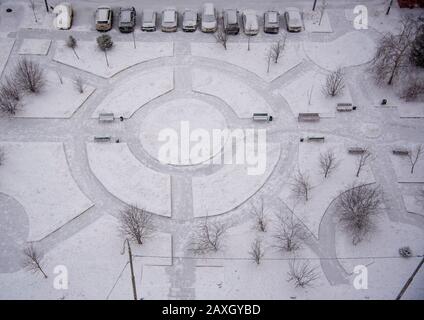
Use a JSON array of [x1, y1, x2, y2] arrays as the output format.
[[275, 69, 352, 117], [192, 143, 281, 217], [303, 10, 333, 33], [140, 265, 172, 300], [403, 194, 424, 217], [389, 143, 424, 183], [191, 41, 305, 82], [54, 41, 174, 78], [304, 31, 376, 71], [92, 67, 173, 119], [0, 37, 15, 77], [192, 68, 273, 118], [0, 142, 93, 241], [86, 143, 171, 217], [139, 98, 228, 165], [16, 71, 95, 118], [280, 137, 375, 237], [18, 39, 51, 55]]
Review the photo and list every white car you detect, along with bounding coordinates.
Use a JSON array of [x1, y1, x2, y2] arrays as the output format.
[[242, 10, 259, 35], [285, 7, 303, 32], [161, 7, 178, 32], [53, 3, 73, 30], [201, 3, 217, 33]]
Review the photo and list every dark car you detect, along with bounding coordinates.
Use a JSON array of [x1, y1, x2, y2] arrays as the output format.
[[223, 9, 239, 34], [118, 7, 136, 33]]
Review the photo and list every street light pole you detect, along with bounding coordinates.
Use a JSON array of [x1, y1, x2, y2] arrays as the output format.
[[44, 0, 49, 13], [122, 239, 138, 300]]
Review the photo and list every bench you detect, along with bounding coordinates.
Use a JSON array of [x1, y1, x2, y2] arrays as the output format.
[[99, 113, 115, 122], [307, 136, 325, 142], [392, 148, 410, 156], [93, 136, 112, 142], [336, 103, 356, 112], [253, 113, 273, 121], [298, 113, 320, 122], [348, 147, 366, 154]]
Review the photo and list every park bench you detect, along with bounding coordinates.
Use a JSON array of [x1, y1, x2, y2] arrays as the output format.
[[93, 136, 112, 142], [392, 148, 410, 156], [298, 113, 320, 122], [348, 147, 366, 154], [307, 136, 325, 142], [253, 113, 273, 122], [99, 113, 115, 122], [336, 103, 356, 112]]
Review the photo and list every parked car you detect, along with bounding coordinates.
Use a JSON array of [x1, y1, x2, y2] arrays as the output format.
[[95, 6, 113, 31], [242, 10, 259, 35], [141, 9, 157, 31], [161, 7, 178, 32], [223, 9, 239, 35], [284, 7, 302, 32], [182, 9, 198, 32], [53, 3, 73, 30], [264, 10, 280, 34], [118, 7, 136, 33], [201, 3, 217, 33]]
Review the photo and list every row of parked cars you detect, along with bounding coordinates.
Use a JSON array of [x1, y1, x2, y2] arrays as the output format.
[[53, 3, 303, 34]]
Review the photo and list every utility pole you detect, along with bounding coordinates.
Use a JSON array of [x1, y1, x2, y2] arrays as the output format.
[[396, 256, 424, 300], [312, 0, 318, 11], [122, 239, 138, 300], [44, 0, 49, 13], [386, 0, 393, 15]]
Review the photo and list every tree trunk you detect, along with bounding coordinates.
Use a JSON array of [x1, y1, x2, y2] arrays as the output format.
[[72, 48, 79, 60], [104, 50, 109, 67]]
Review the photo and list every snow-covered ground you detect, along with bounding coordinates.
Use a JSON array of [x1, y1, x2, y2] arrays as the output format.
[[18, 39, 51, 56]]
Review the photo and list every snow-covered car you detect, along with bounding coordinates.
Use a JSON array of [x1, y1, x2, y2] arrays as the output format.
[[264, 10, 280, 34], [141, 9, 157, 31], [201, 3, 217, 33], [161, 7, 178, 32], [118, 7, 136, 33], [182, 9, 198, 32], [95, 6, 113, 31], [242, 10, 259, 35], [53, 3, 73, 30], [223, 9, 239, 35], [284, 7, 303, 32]]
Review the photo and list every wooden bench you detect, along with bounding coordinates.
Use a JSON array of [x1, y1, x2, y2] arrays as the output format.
[[99, 113, 115, 122], [253, 113, 273, 121], [336, 103, 356, 112], [93, 136, 112, 142], [392, 148, 410, 156], [307, 136, 325, 142], [298, 113, 320, 122], [348, 147, 366, 154]]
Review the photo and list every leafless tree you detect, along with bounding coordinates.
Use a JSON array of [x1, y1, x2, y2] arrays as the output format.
[[287, 259, 319, 288], [291, 170, 312, 202], [28, 0, 38, 23], [336, 184, 382, 245], [307, 85, 314, 105], [274, 211, 308, 252], [0, 89, 20, 115], [190, 218, 228, 254], [415, 188, 424, 208], [322, 68, 345, 97], [249, 238, 265, 265], [407, 144, 423, 174], [22, 244, 48, 278], [400, 77, 424, 102], [215, 17, 228, 50], [73, 76, 85, 94], [271, 35, 286, 64], [66, 35, 79, 60], [266, 48, 272, 73], [1, 76, 21, 101], [15, 58, 45, 94], [250, 198, 267, 232], [355, 148, 372, 178], [319, 149, 338, 178], [371, 16, 420, 85], [0, 147, 4, 166], [119, 204, 154, 245], [97, 34, 113, 67]]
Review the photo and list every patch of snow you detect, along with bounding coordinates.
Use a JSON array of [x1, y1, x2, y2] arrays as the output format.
[[18, 39, 51, 55], [303, 10, 333, 33], [0, 38, 15, 77]]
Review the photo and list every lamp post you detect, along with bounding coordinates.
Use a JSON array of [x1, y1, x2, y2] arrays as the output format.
[[121, 239, 138, 300], [44, 0, 49, 13]]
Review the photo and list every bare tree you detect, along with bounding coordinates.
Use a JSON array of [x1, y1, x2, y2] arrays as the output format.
[[249, 238, 265, 265], [415, 188, 424, 208], [28, 0, 38, 23], [307, 85, 314, 105], [215, 17, 228, 50], [15, 58, 45, 94], [355, 148, 372, 178], [322, 68, 345, 97], [336, 184, 382, 245], [250, 198, 267, 232], [1, 76, 21, 101], [291, 170, 312, 202], [319, 149, 338, 178], [400, 77, 424, 102], [287, 259, 319, 288], [66, 35, 79, 60], [97, 34, 114, 67], [407, 144, 423, 174], [0, 147, 4, 166], [274, 211, 308, 252], [266, 48, 272, 73], [0, 89, 20, 115], [190, 218, 228, 254], [73, 76, 85, 94], [119, 204, 154, 245], [371, 16, 420, 85], [271, 35, 286, 64], [22, 244, 48, 278]]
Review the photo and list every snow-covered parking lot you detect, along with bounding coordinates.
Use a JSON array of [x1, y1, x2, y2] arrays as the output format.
[[0, 0, 423, 300]]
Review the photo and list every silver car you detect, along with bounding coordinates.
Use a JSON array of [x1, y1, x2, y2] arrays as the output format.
[[141, 9, 156, 31], [182, 9, 198, 32], [161, 7, 178, 32], [285, 7, 302, 32], [242, 10, 259, 35], [264, 10, 279, 34]]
